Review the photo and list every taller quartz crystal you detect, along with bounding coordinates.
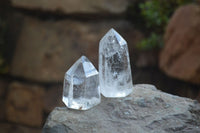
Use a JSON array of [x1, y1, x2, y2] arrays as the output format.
[[62, 56, 100, 110], [99, 28, 133, 97]]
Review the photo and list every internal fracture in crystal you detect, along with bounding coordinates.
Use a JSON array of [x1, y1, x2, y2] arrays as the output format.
[[62, 56, 101, 110], [99, 28, 133, 97]]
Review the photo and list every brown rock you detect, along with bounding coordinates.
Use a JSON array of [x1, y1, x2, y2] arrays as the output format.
[[11, 0, 130, 14], [159, 4, 200, 84], [43, 85, 64, 113], [10, 15, 143, 82], [0, 123, 41, 133], [5, 82, 44, 127]]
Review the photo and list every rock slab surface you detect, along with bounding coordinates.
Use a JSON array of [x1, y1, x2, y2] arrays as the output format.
[[0, 123, 41, 133], [6, 82, 44, 127], [10, 15, 142, 82], [11, 0, 130, 14], [43, 84, 200, 133], [159, 4, 200, 84]]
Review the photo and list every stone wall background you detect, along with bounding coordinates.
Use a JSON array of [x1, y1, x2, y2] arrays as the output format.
[[0, 0, 200, 132]]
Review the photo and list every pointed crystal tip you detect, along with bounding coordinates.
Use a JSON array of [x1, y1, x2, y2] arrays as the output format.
[[108, 28, 115, 32], [80, 55, 87, 61], [100, 28, 127, 46]]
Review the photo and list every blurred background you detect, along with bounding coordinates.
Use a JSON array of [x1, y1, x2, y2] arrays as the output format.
[[0, 0, 200, 132]]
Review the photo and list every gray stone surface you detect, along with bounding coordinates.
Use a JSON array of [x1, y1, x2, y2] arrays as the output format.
[[43, 84, 200, 133]]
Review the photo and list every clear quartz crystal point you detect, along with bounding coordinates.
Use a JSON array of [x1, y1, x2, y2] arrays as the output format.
[[62, 56, 101, 110], [99, 28, 133, 98]]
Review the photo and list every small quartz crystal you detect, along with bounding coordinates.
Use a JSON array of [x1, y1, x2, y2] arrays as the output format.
[[62, 56, 101, 110], [99, 28, 133, 97]]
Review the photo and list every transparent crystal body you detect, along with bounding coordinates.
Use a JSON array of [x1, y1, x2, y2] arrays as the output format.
[[99, 28, 133, 97], [62, 56, 101, 110]]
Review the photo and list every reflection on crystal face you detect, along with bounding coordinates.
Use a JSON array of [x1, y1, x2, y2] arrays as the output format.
[[99, 28, 133, 97], [62, 56, 101, 110]]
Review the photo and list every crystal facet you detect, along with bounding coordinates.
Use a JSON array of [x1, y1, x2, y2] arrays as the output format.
[[99, 28, 133, 97], [62, 56, 101, 110]]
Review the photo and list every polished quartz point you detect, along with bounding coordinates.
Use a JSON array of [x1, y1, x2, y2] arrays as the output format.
[[62, 56, 101, 110], [99, 28, 133, 97]]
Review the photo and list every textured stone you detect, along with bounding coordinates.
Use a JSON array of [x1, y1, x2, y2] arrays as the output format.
[[5, 82, 44, 127], [159, 4, 200, 84], [99, 28, 133, 97], [63, 56, 100, 110], [11, 0, 130, 14], [0, 123, 41, 133], [43, 84, 200, 133], [44, 85, 64, 113], [10, 15, 143, 82]]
